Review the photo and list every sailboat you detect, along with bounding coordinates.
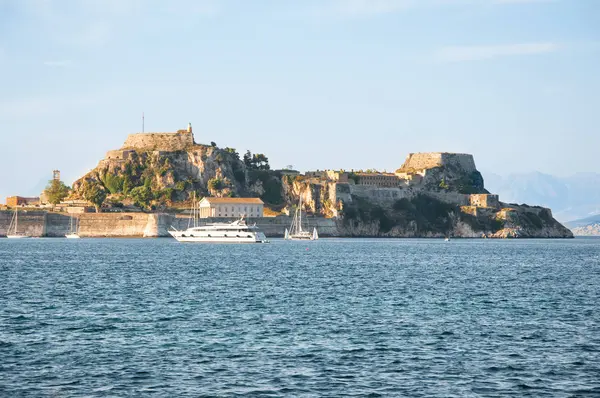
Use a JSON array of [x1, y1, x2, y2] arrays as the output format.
[[65, 214, 80, 239], [285, 196, 318, 240], [7, 207, 30, 239]]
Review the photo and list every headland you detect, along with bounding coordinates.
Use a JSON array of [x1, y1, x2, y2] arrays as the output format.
[[1, 123, 572, 238]]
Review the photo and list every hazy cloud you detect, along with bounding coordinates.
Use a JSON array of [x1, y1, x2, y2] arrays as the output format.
[[435, 42, 560, 62]]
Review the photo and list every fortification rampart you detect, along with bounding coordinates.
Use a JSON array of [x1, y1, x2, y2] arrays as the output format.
[[0, 211, 338, 237], [399, 152, 477, 173], [0, 211, 46, 236], [121, 131, 194, 152]]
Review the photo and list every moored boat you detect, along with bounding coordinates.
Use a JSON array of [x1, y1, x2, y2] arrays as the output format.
[[169, 217, 269, 243], [65, 214, 81, 239], [6, 207, 30, 239], [285, 196, 318, 241], [168, 195, 269, 243]]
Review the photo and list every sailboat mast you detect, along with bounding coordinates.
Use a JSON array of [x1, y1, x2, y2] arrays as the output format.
[[15, 207, 18, 234], [298, 196, 302, 232], [195, 196, 199, 228]]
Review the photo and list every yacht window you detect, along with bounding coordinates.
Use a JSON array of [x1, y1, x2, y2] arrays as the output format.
[[224, 234, 227, 237], [208, 234, 211, 237]]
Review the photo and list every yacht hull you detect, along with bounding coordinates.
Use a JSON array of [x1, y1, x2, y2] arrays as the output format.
[[168, 231, 269, 243], [7, 235, 30, 239]]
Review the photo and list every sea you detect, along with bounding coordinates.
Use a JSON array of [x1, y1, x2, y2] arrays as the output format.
[[0, 238, 599, 397]]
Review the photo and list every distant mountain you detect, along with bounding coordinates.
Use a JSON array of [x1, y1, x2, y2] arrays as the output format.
[[565, 215, 600, 236], [482, 171, 600, 222], [565, 214, 600, 229]]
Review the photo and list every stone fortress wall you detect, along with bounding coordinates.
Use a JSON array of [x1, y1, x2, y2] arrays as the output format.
[[399, 152, 477, 173], [121, 130, 194, 152], [0, 211, 337, 238]]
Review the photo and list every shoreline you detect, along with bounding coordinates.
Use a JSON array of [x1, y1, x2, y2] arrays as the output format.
[[0, 210, 574, 239]]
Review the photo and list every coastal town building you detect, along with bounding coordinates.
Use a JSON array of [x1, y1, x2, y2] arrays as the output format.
[[325, 170, 349, 183], [353, 172, 399, 188], [305, 170, 326, 179], [198, 197, 264, 218], [6, 196, 40, 207]]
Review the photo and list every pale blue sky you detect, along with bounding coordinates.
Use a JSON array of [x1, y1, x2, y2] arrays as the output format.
[[0, 0, 598, 199]]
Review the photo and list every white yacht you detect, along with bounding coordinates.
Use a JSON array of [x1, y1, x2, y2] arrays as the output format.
[[169, 217, 269, 243], [284, 196, 318, 241], [168, 195, 269, 243], [7, 207, 30, 239]]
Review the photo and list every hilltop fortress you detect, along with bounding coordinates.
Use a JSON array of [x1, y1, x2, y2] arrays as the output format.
[[399, 152, 477, 173], [105, 123, 196, 160]]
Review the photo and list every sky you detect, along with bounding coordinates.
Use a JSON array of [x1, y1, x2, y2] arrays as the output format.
[[0, 0, 598, 200]]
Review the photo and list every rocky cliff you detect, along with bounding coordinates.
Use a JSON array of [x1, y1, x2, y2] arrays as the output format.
[[280, 153, 571, 239], [72, 128, 283, 210]]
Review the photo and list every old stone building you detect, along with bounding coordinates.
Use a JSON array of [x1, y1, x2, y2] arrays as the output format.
[[6, 196, 40, 207], [325, 170, 349, 183], [198, 197, 264, 218], [354, 172, 399, 188], [469, 194, 500, 208]]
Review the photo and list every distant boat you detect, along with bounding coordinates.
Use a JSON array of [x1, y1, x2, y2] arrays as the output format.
[[285, 196, 318, 240], [7, 207, 30, 239], [65, 214, 80, 239]]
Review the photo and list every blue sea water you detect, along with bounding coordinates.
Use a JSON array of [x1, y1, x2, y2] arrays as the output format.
[[0, 238, 599, 397]]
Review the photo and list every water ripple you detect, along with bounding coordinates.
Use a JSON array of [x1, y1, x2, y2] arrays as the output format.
[[0, 238, 599, 396]]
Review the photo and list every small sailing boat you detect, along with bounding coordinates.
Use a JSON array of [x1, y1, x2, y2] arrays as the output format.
[[65, 214, 80, 239], [285, 196, 318, 240], [7, 207, 30, 239]]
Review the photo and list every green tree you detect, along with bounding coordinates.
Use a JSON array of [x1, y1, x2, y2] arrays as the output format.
[[122, 176, 133, 194], [439, 178, 449, 190], [44, 179, 70, 205], [243, 150, 253, 168], [103, 173, 124, 194], [175, 181, 186, 191], [208, 177, 223, 191], [130, 186, 153, 210], [224, 147, 239, 160], [82, 181, 107, 213], [252, 153, 270, 170], [243, 150, 270, 170]]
